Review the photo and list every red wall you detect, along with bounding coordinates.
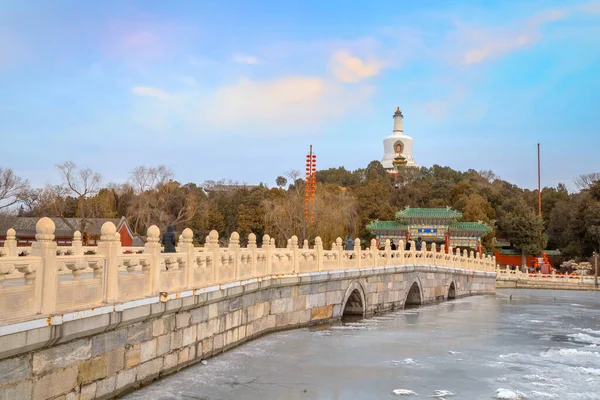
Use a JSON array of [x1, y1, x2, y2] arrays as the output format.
[[119, 225, 133, 247], [494, 252, 536, 267]]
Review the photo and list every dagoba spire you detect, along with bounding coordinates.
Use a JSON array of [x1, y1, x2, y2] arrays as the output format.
[[381, 104, 417, 170], [393, 106, 403, 133]]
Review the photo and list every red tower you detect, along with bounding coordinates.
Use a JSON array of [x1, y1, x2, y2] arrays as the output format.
[[305, 145, 317, 225]]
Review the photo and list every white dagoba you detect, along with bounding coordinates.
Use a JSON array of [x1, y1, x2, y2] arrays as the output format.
[[381, 107, 418, 171]]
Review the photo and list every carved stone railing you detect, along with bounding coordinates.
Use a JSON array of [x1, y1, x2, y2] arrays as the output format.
[[495, 266, 596, 285], [0, 218, 496, 325]]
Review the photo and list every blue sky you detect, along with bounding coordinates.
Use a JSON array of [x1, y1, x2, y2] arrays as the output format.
[[1, 0, 599, 191]]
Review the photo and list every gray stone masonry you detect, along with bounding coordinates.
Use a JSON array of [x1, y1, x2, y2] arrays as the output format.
[[0, 266, 495, 400]]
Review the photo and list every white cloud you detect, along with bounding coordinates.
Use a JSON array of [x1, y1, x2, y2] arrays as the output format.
[[232, 54, 261, 65], [130, 76, 374, 135], [198, 76, 374, 133], [132, 86, 171, 100], [330, 50, 383, 83], [461, 33, 538, 65], [456, 9, 570, 65]]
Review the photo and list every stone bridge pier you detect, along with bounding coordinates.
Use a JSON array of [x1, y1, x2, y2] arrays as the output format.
[[329, 266, 478, 319]]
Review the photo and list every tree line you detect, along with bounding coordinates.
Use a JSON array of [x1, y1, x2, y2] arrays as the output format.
[[1, 162, 599, 264]]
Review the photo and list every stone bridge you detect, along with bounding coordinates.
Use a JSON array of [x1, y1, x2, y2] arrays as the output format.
[[0, 218, 496, 400]]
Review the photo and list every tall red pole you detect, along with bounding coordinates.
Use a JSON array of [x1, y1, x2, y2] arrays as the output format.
[[304, 145, 317, 225], [537, 143, 541, 216]]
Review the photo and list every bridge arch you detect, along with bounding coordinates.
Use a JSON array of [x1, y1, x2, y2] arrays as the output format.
[[405, 280, 423, 307], [341, 280, 367, 318], [447, 281, 456, 300]]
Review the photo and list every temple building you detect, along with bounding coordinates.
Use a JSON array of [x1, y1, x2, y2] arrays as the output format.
[[367, 207, 492, 250], [381, 107, 418, 172]]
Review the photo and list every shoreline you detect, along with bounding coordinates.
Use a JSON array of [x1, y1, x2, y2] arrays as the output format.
[[496, 280, 598, 291]]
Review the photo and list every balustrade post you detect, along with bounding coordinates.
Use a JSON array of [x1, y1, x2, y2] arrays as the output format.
[[262, 234, 272, 275], [97, 222, 122, 303], [410, 241, 417, 264], [314, 237, 323, 271], [143, 225, 162, 296], [229, 232, 240, 280], [440, 245, 446, 267], [455, 247, 461, 268], [4, 228, 17, 257], [334, 237, 342, 270], [248, 233, 257, 278], [370, 239, 378, 268], [207, 230, 220, 283], [354, 238, 361, 269], [430, 243, 437, 266], [291, 235, 299, 273], [179, 228, 195, 289], [399, 240, 406, 266], [72, 231, 83, 256], [31, 218, 57, 315], [384, 239, 391, 267]]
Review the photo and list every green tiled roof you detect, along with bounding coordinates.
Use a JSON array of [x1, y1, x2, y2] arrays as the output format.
[[366, 221, 408, 232], [395, 207, 462, 219], [448, 222, 492, 232], [497, 249, 561, 256]]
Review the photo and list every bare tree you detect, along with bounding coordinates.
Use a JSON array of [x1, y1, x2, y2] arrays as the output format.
[[0, 168, 29, 214], [18, 187, 42, 214], [38, 185, 72, 217], [479, 169, 499, 184], [56, 161, 102, 232], [574, 172, 600, 191], [285, 170, 301, 182], [128, 165, 174, 194]]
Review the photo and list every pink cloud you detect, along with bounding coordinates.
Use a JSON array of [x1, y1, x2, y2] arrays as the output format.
[[99, 19, 185, 63]]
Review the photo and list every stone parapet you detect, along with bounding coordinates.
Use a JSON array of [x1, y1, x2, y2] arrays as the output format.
[[495, 267, 598, 291], [0, 220, 496, 328]]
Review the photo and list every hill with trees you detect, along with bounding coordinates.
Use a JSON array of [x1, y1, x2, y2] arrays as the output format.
[[1, 162, 599, 265]]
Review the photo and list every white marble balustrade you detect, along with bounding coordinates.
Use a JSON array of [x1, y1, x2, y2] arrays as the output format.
[[0, 217, 496, 325], [495, 265, 596, 284]]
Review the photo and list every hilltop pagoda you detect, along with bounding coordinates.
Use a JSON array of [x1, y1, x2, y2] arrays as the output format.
[[381, 107, 418, 172], [367, 206, 492, 250]]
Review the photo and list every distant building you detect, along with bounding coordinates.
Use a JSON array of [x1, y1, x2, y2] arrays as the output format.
[[367, 207, 491, 250], [381, 107, 418, 173], [493, 237, 560, 271], [0, 217, 138, 247], [204, 184, 262, 193]]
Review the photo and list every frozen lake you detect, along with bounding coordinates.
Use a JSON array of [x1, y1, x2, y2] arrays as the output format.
[[124, 289, 600, 400]]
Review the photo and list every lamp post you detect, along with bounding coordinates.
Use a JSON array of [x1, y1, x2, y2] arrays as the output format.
[[594, 251, 598, 289]]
